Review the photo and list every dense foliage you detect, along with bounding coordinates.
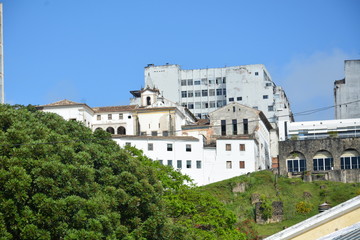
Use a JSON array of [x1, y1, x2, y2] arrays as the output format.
[[0, 105, 244, 239]]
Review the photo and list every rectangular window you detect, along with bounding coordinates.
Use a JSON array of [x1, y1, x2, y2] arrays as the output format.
[[97, 115, 101, 120], [217, 100, 223, 107], [119, 113, 123, 119], [202, 90, 208, 96], [201, 78, 207, 85], [221, 120, 226, 136], [239, 161, 245, 169], [202, 102, 208, 108], [182, 103, 187, 108], [268, 105, 274, 111], [210, 101, 215, 108], [216, 77, 221, 84], [158, 160, 163, 165], [229, 97, 234, 102], [222, 88, 226, 95], [209, 79, 215, 85], [195, 102, 201, 109], [263, 95, 268, 99], [151, 131, 158, 136], [187, 79, 193, 85], [167, 143, 173, 151], [186, 144, 191, 152], [148, 143, 153, 151], [243, 119, 248, 134], [240, 144, 245, 151], [253, 106, 258, 110], [232, 119, 237, 135], [177, 160, 182, 169], [163, 131, 169, 136], [188, 91, 194, 97], [125, 142, 131, 146], [108, 114, 112, 120], [196, 160, 201, 169], [195, 90, 201, 97], [167, 160, 173, 166], [140, 131, 147, 136], [181, 91, 187, 98], [226, 144, 231, 151], [223, 77, 226, 83], [266, 82, 272, 87], [209, 89, 215, 96], [181, 80, 187, 86], [194, 80, 201, 85], [188, 103, 194, 109], [237, 97, 242, 101], [226, 161, 232, 169], [255, 72, 259, 76], [216, 89, 222, 96], [186, 160, 191, 168]]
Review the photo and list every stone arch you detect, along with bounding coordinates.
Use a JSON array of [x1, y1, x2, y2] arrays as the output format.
[[286, 151, 306, 173], [117, 126, 126, 135], [106, 127, 115, 134], [312, 150, 333, 171], [340, 149, 360, 169]]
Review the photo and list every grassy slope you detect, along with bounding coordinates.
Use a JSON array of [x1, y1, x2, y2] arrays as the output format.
[[201, 170, 360, 237]]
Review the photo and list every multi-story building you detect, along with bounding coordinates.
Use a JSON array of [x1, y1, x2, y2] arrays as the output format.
[[334, 60, 360, 119], [144, 63, 293, 123]]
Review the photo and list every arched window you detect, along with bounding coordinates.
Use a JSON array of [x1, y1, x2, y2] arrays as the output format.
[[146, 96, 151, 106], [117, 126, 126, 135], [313, 150, 333, 171], [286, 152, 306, 172], [340, 149, 360, 169], [106, 127, 115, 134], [95, 127, 102, 131]]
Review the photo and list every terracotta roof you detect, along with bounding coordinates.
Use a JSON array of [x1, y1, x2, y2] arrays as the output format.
[[39, 99, 83, 107], [93, 105, 138, 113]]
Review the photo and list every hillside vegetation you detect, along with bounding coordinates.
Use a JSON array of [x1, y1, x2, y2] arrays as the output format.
[[202, 170, 360, 238]]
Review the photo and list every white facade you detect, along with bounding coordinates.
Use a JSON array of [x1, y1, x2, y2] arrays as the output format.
[[144, 63, 292, 122], [334, 60, 360, 119], [278, 118, 360, 141]]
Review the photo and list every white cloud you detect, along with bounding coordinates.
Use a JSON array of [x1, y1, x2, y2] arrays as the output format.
[[279, 49, 352, 121]]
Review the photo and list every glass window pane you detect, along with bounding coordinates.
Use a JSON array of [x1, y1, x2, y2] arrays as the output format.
[[351, 157, 357, 169], [300, 159, 306, 171], [287, 160, 293, 172], [318, 158, 324, 171], [341, 157, 345, 169], [325, 158, 331, 170], [345, 157, 351, 169], [293, 160, 299, 172], [313, 159, 318, 171]]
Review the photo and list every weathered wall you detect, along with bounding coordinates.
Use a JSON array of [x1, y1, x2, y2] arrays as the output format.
[[279, 137, 360, 176]]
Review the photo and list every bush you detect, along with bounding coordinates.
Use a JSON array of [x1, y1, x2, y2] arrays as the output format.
[[295, 201, 313, 214]]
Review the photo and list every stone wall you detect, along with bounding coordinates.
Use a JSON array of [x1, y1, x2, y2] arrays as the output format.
[[255, 201, 283, 224]]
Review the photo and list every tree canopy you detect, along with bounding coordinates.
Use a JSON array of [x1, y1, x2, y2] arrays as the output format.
[[0, 105, 244, 239]]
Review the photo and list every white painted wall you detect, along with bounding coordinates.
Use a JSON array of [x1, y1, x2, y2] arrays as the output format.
[[92, 111, 135, 135], [42, 105, 93, 128]]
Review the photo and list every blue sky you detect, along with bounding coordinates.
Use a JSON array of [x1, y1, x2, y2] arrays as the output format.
[[3, 0, 360, 121]]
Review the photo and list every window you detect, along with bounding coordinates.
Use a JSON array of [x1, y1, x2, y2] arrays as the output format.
[[255, 72, 259, 76], [240, 144, 245, 151], [268, 105, 274, 111], [232, 119, 237, 135], [222, 88, 226, 95], [239, 161, 245, 169], [202, 90, 208, 97], [119, 113, 123, 119], [158, 160, 163, 165], [194, 80, 201, 85], [202, 102, 209, 108], [210, 101, 215, 108], [209, 79, 215, 85], [201, 78, 207, 85], [106, 127, 115, 134], [97, 115, 101, 120], [177, 160, 182, 169], [222, 77, 226, 83], [188, 91, 194, 97], [186, 144, 191, 152], [146, 96, 151, 106], [181, 80, 187, 86], [243, 119, 248, 134], [253, 106, 258, 110], [209, 89, 215, 96], [313, 158, 333, 171], [195, 90, 201, 97], [167, 160, 173, 166], [263, 95, 268, 99], [163, 131, 169, 136], [266, 82, 272, 87], [140, 131, 147, 136], [226, 144, 231, 151], [117, 126, 126, 135], [125, 142, 131, 146], [196, 160, 202, 169], [187, 79, 193, 85], [229, 97, 234, 102], [237, 97, 242, 101], [195, 102, 201, 109], [128, 115, 131, 119], [216, 77, 221, 84], [148, 143, 153, 151], [151, 131, 158, 136], [188, 103, 194, 109], [217, 100, 223, 107], [216, 89, 222, 96], [221, 120, 226, 136], [181, 91, 187, 98], [341, 156, 359, 169], [70, 118, 76, 121], [186, 160, 191, 168], [226, 161, 232, 169], [287, 159, 306, 172], [167, 143, 173, 151], [182, 103, 187, 108]]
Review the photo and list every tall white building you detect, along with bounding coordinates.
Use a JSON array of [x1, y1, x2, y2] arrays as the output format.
[[334, 60, 360, 119], [144, 64, 292, 123]]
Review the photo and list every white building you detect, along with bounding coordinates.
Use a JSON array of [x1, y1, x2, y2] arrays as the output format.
[[334, 59, 360, 119], [144, 63, 292, 123]]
